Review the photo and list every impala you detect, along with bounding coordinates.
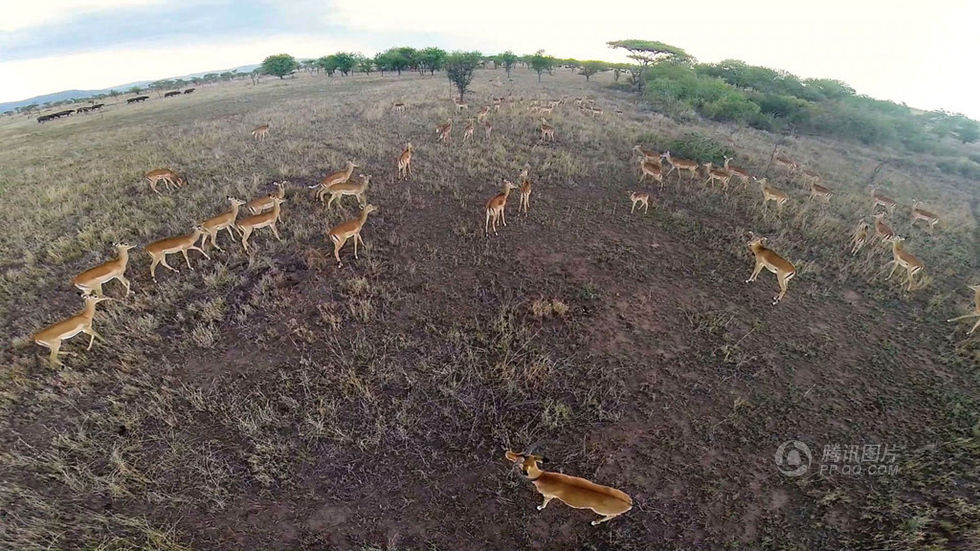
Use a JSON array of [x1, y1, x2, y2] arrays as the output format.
[[629, 191, 650, 214], [328, 203, 378, 267], [436, 118, 453, 143], [325, 174, 370, 210], [463, 120, 475, 142], [72, 243, 135, 297], [633, 145, 660, 163], [722, 156, 751, 189], [247, 182, 286, 215], [773, 154, 798, 173], [392, 102, 406, 114], [145, 168, 185, 195], [873, 213, 896, 241], [745, 232, 796, 305], [200, 196, 246, 251], [454, 98, 468, 112], [883, 236, 924, 291], [947, 285, 980, 335], [484, 119, 493, 141], [485, 180, 518, 236], [870, 187, 897, 214], [808, 181, 834, 202], [799, 167, 820, 184], [702, 162, 733, 190], [397, 143, 414, 180], [477, 105, 491, 122], [638, 158, 664, 190], [519, 177, 532, 215], [236, 197, 285, 252], [540, 119, 555, 141], [660, 151, 699, 180], [251, 124, 270, 141], [911, 200, 940, 230], [311, 161, 358, 202], [504, 450, 632, 525], [756, 177, 789, 212], [145, 226, 210, 282], [850, 221, 871, 255], [34, 294, 112, 367]]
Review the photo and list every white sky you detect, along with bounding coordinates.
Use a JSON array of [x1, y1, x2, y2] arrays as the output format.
[[1, 0, 978, 118]]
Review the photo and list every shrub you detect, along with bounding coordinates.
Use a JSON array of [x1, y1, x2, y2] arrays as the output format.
[[666, 132, 734, 164]]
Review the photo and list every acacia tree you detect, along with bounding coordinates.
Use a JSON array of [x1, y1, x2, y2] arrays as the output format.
[[498, 50, 518, 77], [417, 47, 447, 75], [445, 50, 482, 103], [356, 55, 373, 75], [607, 39, 691, 93], [261, 53, 299, 79], [529, 50, 555, 82], [578, 60, 608, 81], [333, 52, 358, 76]]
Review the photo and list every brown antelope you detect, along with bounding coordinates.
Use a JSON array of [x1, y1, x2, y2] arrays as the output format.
[[72, 243, 135, 297], [328, 203, 378, 267], [756, 177, 789, 212], [870, 187, 897, 214], [397, 143, 414, 180], [145, 168, 185, 195], [392, 102, 406, 114], [34, 294, 112, 368], [325, 174, 370, 210], [882, 236, 924, 291], [850, 221, 871, 255], [436, 118, 453, 143], [638, 158, 664, 190], [200, 196, 246, 251], [485, 180, 518, 236], [246, 182, 286, 215], [251, 124, 270, 141], [873, 213, 895, 241], [773, 153, 798, 173], [660, 151, 699, 180], [633, 145, 661, 163], [453, 98, 468, 112], [484, 119, 493, 141], [540, 119, 555, 141], [745, 232, 796, 305], [477, 105, 491, 122], [722, 156, 751, 188], [911, 200, 940, 231], [948, 285, 980, 335], [504, 450, 632, 525], [808, 182, 834, 202], [702, 162, 733, 190], [145, 226, 210, 282], [463, 120, 475, 142], [311, 161, 358, 202], [799, 167, 820, 185], [236, 197, 285, 252], [518, 176, 532, 215], [629, 191, 650, 214]]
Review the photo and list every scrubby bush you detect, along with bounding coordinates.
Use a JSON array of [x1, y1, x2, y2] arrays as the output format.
[[666, 132, 734, 164]]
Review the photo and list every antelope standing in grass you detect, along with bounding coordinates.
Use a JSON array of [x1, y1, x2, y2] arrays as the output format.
[[870, 187, 897, 214], [328, 204, 378, 267], [392, 102, 406, 114], [325, 174, 370, 210], [436, 118, 453, 143], [660, 151, 699, 181], [397, 143, 414, 180], [948, 285, 980, 335], [722, 156, 751, 189], [484, 119, 493, 141], [540, 119, 555, 141], [453, 98, 468, 112], [505, 450, 632, 526], [808, 181, 834, 202], [200, 196, 246, 251], [799, 167, 820, 186], [34, 294, 112, 368], [873, 213, 895, 241], [633, 145, 661, 163], [145, 168, 185, 195], [518, 172, 532, 215], [882, 236, 924, 291], [911, 201, 940, 231], [756, 177, 789, 213], [773, 153, 798, 174], [629, 191, 650, 214], [463, 120, 475, 142], [850, 221, 871, 255], [485, 180, 518, 236], [638, 158, 664, 190], [311, 162, 358, 202], [72, 243, 135, 297], [702, 162, 733, 190], [251, 124, 270, 141], [477, 105, 490, 122], [745, 232, 796, 305], [145, 226, 210, 282], [246, 182, 286, 215], [236, 197, 285, 253]]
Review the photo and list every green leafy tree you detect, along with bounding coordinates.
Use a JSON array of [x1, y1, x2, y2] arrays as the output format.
[[333, 52, 358, 76], [383, 47, 416, 75], [578, 60, 608, 81], [498, 50, 518, 77], [608, 39, 692, 93], [316, 55, 338, 76], [127, 86, 142, 95], [445, 50, 483, 102], [261, 53, 299, 79], [417, 47, 447, 75], [529, 50, 555, 82], [373, 52, 390, 75], [356, 55, 373, 75]]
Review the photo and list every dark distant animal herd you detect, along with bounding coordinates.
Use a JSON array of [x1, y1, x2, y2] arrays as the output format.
[[37, 88, 195, 123]]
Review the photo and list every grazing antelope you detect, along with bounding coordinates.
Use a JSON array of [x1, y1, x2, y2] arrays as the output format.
[[638, 158, 664, 190], [463, 120, 475, 142], [882, 236, 924, 291], [392, 102, 406, 114], [745, 232, 796, 305], [540, 119, 555, 141], [246, 182, 286, 215], [756, 177, 789, 212], [870, 187, 897, 214], [850, 221, 871, 255], [200, 196, 246, 251], [325, 174, 370, 210], [145, 168, 185, 195], [311, 161, 358, 202], [34, 294, 112, 368], [873, 213, 896, 241], [484, 119, 493, 141], [72, 243, 135, 297], [702, 162, 733, 190], [236, 197, 285, 252], [251, 124, 270, 141], [145, 226, 210, 282], [629, 191, 650, 214], [947, 285, 980, 335], [477, 105, 491, 122], [397, 143, 414, 180], [504, 450, 632, 525], [328, 204, 378, 267], [660, 151, 699, 181], [722, 156, 751, 188], [911, 200, 940, 231], [436, 118, 453, 143], [808, 182, 834, 202], [485, 180, 518, 236]]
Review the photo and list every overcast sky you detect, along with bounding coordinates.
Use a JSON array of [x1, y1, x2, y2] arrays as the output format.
[[1, 0, 977, 118]]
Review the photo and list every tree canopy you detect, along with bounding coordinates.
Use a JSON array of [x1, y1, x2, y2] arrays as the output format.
[[607, 39, 693, 65], [578, 60, 608, 81], [529, 50, 556, 82], [445, 51, 483, 102], [261, 54, 299, 79]]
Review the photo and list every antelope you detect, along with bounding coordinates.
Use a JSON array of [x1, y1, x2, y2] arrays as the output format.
[[463, 120, 475, 142], [485, 180, 518, 236], [638, 158, 664, 190], [745, 232, 796, 305], [251, 124, 270, 141], [484, 119, 493, 141], [200, 196, 246, 251], [702, 162, 733, 190], [477, 105, 491, 122], [392, 102, 405, 114], [911, 200, 940, 230], [540, 119, 555, 141], [325, 174, 370, 210], [633, 145, 661, 163], [756, 177, 789, 212], [397, 143, 414, 180], [660, 151, 699, 180], [808, 182, 834, 202], [311, 161, 358, 202], [773, 154, 798, 173], [722, 156, 751, 188], [873, 213, 895, 241], [454, 98, 468, 112], [870, 187, 897, 214], [436, 118, 453, 143], [882, 236, 924, 291], [629, 191, 650, 214], [236, 197, 285, 252], [72, 243, 135, 297], [246, 182, 286, 215], [947, 285, 980, 335], [145, 226, 210, 282], [328, 204, 378, 267], [504, 450, 632, 526], [850, 221, 871, 255], [33, 294, 112, 368], [519, 177, 532, 215], [588, 106, 604, 118], [799, 167, 820, 185], [145, 168, 185, 195]]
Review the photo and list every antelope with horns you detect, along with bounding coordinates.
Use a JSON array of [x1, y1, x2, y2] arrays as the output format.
[[397, 143, 414, 180], [34, 294, 112, 368], [948, 285, 980, 335], [485, 180, 518, 236], [247, 182, 286, 215], [200, 196, 246, 251], [72, 243, 135, 297], [236, 197, 285, 253], [145, 226, 210, 282], [745, 232, 796, 305], [328, 203, 378, 267]]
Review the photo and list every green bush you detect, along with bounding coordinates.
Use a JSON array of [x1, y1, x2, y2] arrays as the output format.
[[937, 158, 980, 179], [702, 94, 760, 123], [666, 132, 734, 164]]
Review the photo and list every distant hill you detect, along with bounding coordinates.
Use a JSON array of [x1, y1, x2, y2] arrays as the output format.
[[0, 64, 260, 113]]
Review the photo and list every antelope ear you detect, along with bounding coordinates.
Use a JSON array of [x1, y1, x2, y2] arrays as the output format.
[[504, 450, 521, 462]]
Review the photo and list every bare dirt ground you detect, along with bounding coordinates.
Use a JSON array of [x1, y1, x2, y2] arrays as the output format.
[[1, 68, 978, 550]]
